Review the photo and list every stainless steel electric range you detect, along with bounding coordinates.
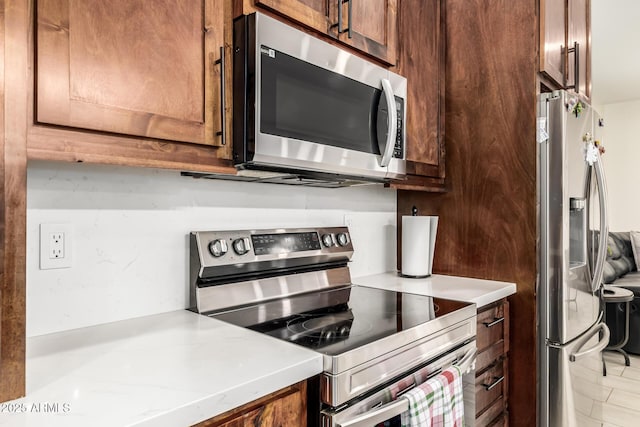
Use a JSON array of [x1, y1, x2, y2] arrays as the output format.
[[189, 226, 477, 427]]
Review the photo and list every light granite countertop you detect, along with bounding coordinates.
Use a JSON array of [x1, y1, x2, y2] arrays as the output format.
[[354, 272, 516, 308], [0, 310, 322, 427]]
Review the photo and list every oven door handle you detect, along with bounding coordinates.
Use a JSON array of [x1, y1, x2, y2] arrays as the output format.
[[335, 399, 408, 427], [335, 347, 477, 427], [455, 347, 477, 374]]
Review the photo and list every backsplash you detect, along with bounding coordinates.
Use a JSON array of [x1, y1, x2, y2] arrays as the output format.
[[27, 161, 397, 337]]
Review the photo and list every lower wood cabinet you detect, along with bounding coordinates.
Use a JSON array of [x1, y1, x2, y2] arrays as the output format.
[[193, 381, 307, 427], [475, 299, 510, 427]]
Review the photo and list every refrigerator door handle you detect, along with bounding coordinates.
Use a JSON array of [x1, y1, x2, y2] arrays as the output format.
[[590, 150, 610, 293], [569, 322, 610, 362]]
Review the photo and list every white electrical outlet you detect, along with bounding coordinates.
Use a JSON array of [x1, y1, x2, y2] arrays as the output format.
[[50, 232, 64, 258], [40, 224, 72, 269]]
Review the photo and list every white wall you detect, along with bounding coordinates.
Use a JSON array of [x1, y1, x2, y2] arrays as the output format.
[[27, 161, 397, 337], [600, 99, 640, 231]]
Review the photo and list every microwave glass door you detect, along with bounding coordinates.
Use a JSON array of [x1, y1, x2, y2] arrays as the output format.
[[260, 46, 390, 155]]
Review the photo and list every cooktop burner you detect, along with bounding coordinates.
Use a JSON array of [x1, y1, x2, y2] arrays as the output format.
[[278, 310, 356, 348], [209, 285, 469, 356]]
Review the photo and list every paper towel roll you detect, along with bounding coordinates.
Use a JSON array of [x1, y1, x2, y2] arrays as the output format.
[[401, 215, 438, 277]]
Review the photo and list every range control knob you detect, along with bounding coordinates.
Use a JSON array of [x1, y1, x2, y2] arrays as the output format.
[[208, 239, 228, 258], [336, 232, 350, 247], [321, 234, 334, 248], [338, 325, 351, 337], [232, 237, 251, 255]]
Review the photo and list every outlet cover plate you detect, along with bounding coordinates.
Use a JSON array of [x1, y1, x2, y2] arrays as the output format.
[[40, 223, 72, 269]]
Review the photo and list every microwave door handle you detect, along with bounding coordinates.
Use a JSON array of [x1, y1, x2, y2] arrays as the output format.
[[335, 399, 408, 427], [379, 78, 397, 167]]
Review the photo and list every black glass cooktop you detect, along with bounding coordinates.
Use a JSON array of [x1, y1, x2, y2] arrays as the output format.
[[209, 285, 470, 356]]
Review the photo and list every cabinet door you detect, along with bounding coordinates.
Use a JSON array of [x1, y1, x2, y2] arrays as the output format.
[[477, 301, 508, 353], [396, 0, 445, 180], [329, 0, 398, 65], [241, 389, 306, 426], [36, 0, 224, 146], [257, 0, 397, 66], [254, 0, 330, 34], [194, 381, 307, 427], [568, 0, 590, 99], [475, 359, 507, 419], [539, 0, 566, 87]]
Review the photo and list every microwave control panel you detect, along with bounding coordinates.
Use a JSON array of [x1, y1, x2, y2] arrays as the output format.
[[393, 98, 405, 159]]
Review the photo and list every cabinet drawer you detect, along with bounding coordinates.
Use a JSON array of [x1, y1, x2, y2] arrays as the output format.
[[476, 341, 505, 374], [475, 397, 509, 427], [487, 411, 509, 427], [475, 360, 506, 417], [476, 394, 507, 427], [477, 301, 509, 353]]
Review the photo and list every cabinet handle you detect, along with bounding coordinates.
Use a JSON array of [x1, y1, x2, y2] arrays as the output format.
[[214, 46, 226, 145], [347, 0, 352, 39], [483, 375, 505, 391], [566, 42, 580, 93], [336, 0, 353, 39], [483, 316, 505, 328]]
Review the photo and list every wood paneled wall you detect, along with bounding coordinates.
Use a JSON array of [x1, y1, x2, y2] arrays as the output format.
[[398, 0, 538, 425], [0, 0, 28, 401]]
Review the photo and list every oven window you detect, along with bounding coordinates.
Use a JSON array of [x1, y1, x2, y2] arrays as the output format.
[[260, 46, 381, 155]]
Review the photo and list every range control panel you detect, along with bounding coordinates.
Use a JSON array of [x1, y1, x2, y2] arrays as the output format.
[[252, 232, 322, 255], [192, 227, 353, 272], [393, 98, 405, 159]]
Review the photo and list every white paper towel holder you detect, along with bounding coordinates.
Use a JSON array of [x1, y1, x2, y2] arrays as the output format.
[[400, 206, 438, 278]]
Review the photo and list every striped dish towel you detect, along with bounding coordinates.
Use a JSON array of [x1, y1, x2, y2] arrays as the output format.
[[400, 366, 465, 427], [384, 366, 434, 401]]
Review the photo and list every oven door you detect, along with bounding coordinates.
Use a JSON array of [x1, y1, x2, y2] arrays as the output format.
[[321, 342, 477, 427]]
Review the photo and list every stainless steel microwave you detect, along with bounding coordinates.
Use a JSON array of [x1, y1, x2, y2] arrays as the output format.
[[232, 12, 407, 183]]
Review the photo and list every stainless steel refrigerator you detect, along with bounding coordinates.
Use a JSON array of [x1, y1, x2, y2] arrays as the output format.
[[538, 89, 610, 427]]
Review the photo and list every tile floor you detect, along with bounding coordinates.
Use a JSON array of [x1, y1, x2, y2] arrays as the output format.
[[589, 351, 640, 427]]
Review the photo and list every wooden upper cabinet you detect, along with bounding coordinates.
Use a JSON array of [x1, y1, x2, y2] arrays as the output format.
[[539, 0, 566, 87], [395, 0, 445, 182], [255, 0, 330, 34], [328, 0, 398, 65], [254, 0, 397, 65], [539, 0, 590, 100], [568, 0, 590, 99], [36, 0, 225, 146]]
